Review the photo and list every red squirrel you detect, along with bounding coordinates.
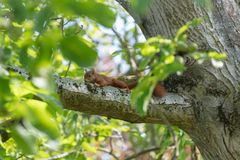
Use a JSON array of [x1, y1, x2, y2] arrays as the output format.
[[84, 70, 166, 97], [84, 70, 129, 89]]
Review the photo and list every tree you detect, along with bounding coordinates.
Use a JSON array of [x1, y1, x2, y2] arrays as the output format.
[[113, 1, 240, 159], [0, 0, 238, 159]]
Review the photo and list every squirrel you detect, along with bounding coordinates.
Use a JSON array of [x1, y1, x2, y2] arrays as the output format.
[[84, 70, 129, 89], [84, 70, 166, 97]]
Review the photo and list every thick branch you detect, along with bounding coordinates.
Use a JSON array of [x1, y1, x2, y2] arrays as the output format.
[[56, 77, 193, 127]]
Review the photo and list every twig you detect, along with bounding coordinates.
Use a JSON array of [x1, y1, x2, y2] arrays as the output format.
[[109, 137, 114, 153], [6, 66, 31, 80], [0, 118, 20, 127], [16, 154, 33, 160], [64, 61, 72, 78], [41, 151, 75, 160], [125, 147, 160, 160], [112, 28, 137, 72], [49, 17, 63, 21], [58, 17, 73, 78], [60, 17, 64, 37], [98, 148, 118, 160]]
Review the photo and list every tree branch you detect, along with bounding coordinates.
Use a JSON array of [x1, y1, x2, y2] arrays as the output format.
[[5, 66, 194, 127], [56, 77, 193, 127], [125, 147, 160, 160]]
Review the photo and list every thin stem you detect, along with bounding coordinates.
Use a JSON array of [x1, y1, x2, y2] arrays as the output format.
[[64, 61, 72, 78], [42, 151, 75, 160], [60, 17, 64, 37], [112, 28, 137, 72], [59, 17, 72, 78], [125, 147, 160, 160], [98, 148, 118, 160]]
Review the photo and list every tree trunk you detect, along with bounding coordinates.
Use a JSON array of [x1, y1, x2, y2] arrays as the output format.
[[114, 0, 240, 159]]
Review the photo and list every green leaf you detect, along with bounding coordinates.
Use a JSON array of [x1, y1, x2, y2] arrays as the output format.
[[22, 92, 63, 116], [7, 25, 22, 41], [175, 18, 203, 41], [64, 22, 82, 37], [138, 56, 153, 70], [10, 125, 36, 154], [131, 0, 152, 14], [82, 141, 97, 153], [131, 77, 156, 116], [34, 6, 53, 33], [153, 62, 186, 80], [208, 51, 227, 60], [0, 77, 10, 98], [111, 50, 123, 57], [0, 146, 7, 159], [52, 0, 116, 28], [141, 44, 159, 56], [24, 100, 60, 139], [164, 62, 186, 74], [0, 47, 12, 63], [19, 48, 31, 68], [7, 0, 27, 23], [36, 92, 63, 115], [65, 153, 86, 160], [60, 37, 97, 67]]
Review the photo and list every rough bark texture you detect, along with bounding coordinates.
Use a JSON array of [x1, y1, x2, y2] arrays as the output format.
[[57, 0, 240, 159]]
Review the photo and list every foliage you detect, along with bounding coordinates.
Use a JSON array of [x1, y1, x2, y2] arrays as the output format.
[[0, 0, 117, 158], [0, 0, 224, 159], [130, 18, 226, 115]]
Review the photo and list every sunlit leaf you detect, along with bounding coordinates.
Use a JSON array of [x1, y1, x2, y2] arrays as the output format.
[[175, 18, 203, 41], [36, 92, 63, 115], [23, 100, 60, 139], [51, 0, 116, 28], [82, 141, 97, 153], [208, 51, 227, 60], [141, 44, 159, 56], [164, 55, 175, 64]]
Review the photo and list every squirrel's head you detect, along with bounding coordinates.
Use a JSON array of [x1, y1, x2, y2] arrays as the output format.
[[84, 69, 96, 82]]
